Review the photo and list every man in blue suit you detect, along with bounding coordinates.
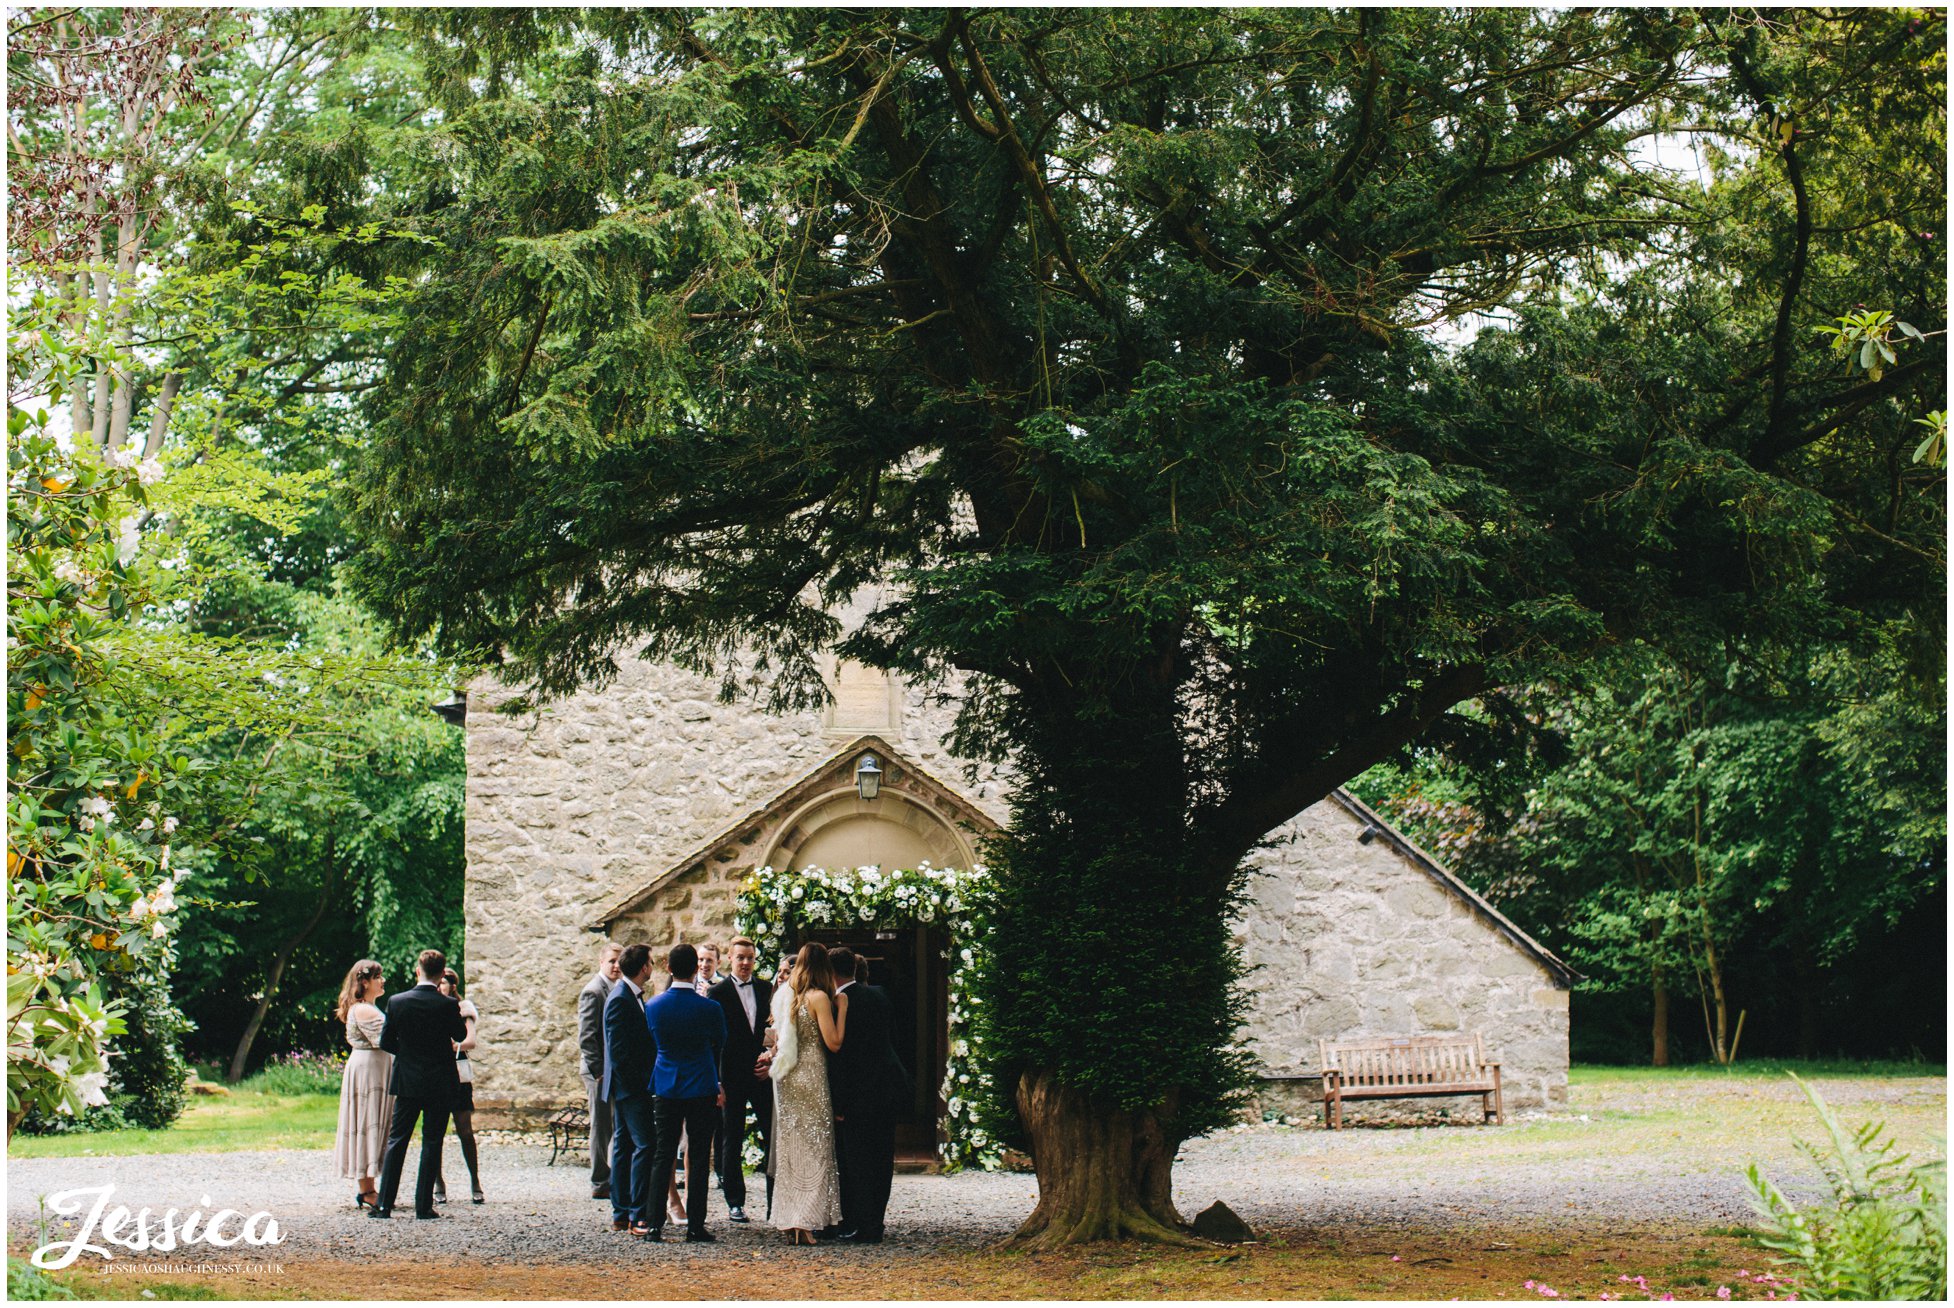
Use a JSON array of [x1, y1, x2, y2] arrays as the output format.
[[601, 942, 658, 1235], [643, 944, 727, 1242]]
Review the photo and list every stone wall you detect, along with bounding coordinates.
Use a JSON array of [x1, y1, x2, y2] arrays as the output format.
[[462, 647, 1004, 1126], [1231, 797, 1570, 1121]]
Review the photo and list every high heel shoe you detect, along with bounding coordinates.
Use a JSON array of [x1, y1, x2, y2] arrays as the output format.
[[471, 1187, 484, 1205], [434, 1185, 448, 1205], [355, 1192, 376, 1210]]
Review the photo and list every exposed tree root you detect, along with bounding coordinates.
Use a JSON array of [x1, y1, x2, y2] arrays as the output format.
[[1003, 1070, 1207, 1248]]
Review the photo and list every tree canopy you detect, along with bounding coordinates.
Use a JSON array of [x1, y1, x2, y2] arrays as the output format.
[[322, 6, 1943, 1242]]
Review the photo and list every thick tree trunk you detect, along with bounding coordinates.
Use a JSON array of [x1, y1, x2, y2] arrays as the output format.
[[1651, 973, 1670, 1067], [1008, 1071, 1198, 1248], [984, 671, 1239, 1248]]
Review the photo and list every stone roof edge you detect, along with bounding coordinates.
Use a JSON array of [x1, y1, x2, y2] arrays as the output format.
[[1327, 788, 1581, 987], [585, 733, 1003, 931]]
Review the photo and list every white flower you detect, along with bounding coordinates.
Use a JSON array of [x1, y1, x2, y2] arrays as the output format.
[[76, 1070, 111, 1106], [150, 917, 167, 937], [137, 457, 164, 486], [79, 795, 112, 819], [116, 518, 141, 564], [104, 444, 133, 469], [137, 816, 155, 831], [49, 1054, 71, 1075], [128, 898, 150, 921], [162, 816, 177, 834], [54, 558, 86, 586], [158, 844, 170, 868], [790, 884, 804, 900]]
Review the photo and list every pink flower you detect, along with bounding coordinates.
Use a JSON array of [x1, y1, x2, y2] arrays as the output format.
[[1619, 1276, 1634, 1284], [1717, 1289, 1732, 1300], [1525, 1282, 1537, 1291], [1392, 1256, 1401, 1262], [1737, 1271, 1750, 1279]]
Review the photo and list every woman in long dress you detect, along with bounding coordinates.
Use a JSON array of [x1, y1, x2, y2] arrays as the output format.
[[768, 942, 847, 1244], [332, 959, 392, 1209]]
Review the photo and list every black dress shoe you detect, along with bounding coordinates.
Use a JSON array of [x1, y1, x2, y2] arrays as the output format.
[[834, 1229, 882, 1244], [592, 1184, 611, 1200], [415, 1210, 443, 1220], [685, 1229, 717, 1243], [367, 1207, 392, 1219]]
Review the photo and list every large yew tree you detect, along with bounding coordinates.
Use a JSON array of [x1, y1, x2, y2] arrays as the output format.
[[347, 9, 1944, 1243]]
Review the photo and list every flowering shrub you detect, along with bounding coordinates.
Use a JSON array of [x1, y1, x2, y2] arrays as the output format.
[[735, 862, 1006, 1170], [7, 342, 190, 1130]]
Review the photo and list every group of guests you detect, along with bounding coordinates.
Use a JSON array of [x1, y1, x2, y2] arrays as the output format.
[[332, 949, 483, 1218], [577, 936, 908, 1244]]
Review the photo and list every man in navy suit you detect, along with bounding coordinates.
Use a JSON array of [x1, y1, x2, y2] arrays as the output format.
[[643, 944, 727, 1242], [602, 942, 658, 1235], [372, 948, 469, 1220]]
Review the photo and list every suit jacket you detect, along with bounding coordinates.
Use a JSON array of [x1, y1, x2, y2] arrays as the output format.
[[577, 971, 610, 1084], [707, 974, 772, 1090], [601, 978, 654, 1102], [379, 981, 467, 1101], [829, 982, 910, 1121], [644, 982, 727, 1100]]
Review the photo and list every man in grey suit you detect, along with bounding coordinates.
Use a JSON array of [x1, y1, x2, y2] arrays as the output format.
[[578, 941, 624, 1199]]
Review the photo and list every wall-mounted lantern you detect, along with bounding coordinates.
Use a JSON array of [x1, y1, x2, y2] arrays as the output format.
[[854, 752, 883, 801]]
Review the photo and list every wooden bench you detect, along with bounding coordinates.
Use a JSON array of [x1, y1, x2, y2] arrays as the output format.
[[547, 1104, 590, 1165], [1318, 1033, 1503, 1129]]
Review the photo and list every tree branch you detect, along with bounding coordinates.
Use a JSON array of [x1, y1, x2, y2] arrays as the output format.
[[1203, 663, 1489, 861]]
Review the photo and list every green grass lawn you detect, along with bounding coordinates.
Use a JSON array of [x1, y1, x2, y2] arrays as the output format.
[[7, 1090, 337, 1159], [1572, 1057, 1945, 1082]]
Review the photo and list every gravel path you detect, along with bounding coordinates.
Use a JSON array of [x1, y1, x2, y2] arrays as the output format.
[[9, 1076, 1942, 1270]]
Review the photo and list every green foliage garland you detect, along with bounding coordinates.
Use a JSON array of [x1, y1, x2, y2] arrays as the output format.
[[734, 863, 1005, 1171]]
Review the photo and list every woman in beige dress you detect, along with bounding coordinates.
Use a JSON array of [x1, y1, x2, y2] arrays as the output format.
[[332, 959, 392, 1209], [767, 942, 847, 1244]]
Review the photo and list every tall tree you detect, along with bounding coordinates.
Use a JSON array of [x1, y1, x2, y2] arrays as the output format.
[[8, 7, 462, 1111], [347, 9, 1944, 1241]]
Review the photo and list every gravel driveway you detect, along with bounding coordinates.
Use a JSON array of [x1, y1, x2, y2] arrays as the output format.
[[8, 1074, 1943, 1271]]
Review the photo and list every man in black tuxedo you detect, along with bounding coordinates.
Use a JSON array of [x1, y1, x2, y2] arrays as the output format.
[[372, 948, 469, 1219], [706, 936, 771, 1223], [825, 947, 910, 1244], [602, 942, 658, 1235]]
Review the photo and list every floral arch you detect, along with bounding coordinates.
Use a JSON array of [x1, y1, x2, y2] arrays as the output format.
[[735, 862, 1006, 1170]]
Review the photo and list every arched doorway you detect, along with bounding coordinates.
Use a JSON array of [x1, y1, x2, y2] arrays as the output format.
[[763, 789, 967, 1162]]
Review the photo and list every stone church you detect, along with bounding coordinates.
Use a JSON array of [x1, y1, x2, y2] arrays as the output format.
[[458, 635, 1573, 1140]]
